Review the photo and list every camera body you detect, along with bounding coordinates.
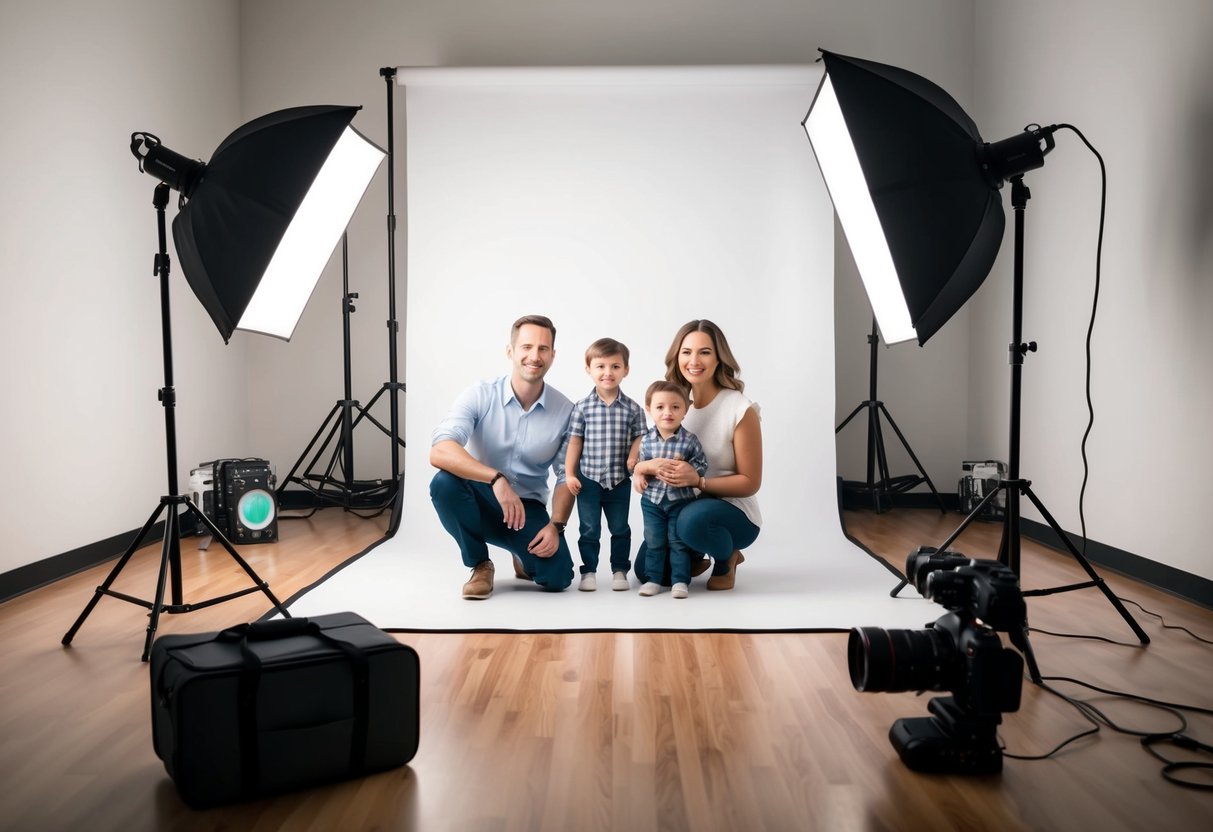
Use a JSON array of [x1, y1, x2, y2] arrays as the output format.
[[849, 547, 1026, 773], [907, 547, 1026, 633]]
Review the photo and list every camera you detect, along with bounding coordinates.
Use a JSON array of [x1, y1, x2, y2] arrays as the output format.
[[848, 547, 1026, 774]]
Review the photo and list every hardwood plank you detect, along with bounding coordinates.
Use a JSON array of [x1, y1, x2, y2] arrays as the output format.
[[0, 507, 1210, 830]]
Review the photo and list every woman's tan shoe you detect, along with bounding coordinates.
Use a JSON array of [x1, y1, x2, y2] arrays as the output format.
[[706, 550, 745, 591]]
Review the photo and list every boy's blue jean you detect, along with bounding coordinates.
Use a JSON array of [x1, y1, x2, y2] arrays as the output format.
[[574, 477, 632, 575], [640, 495, 693, 586], [429, 470, 574, 591]]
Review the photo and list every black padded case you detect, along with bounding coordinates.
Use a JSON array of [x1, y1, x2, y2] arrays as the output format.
[[149, 612, 419, 808]]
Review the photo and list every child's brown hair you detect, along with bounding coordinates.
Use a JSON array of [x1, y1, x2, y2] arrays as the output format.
[[585, 337, 630, 367], [645, 380, 690, 407]]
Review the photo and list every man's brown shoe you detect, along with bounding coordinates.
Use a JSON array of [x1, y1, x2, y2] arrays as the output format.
[[706, 550, 745, 591], [463, 560, 495, 599], [690, 557, 712, 578]]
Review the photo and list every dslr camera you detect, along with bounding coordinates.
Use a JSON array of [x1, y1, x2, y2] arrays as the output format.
[[848, 547, 1027, 774]]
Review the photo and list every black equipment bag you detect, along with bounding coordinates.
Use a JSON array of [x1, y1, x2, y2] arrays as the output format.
[[149, 612, 419, 808]]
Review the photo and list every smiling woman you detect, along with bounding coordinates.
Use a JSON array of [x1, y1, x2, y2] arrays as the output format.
[[634, 319, 763, 590]]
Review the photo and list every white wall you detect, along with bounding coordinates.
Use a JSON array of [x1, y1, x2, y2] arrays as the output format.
[[0, 0, 244, 575], [21, 1, 1199, 587], [971, 0, 1213, 580], [236, 0, 977, 519]]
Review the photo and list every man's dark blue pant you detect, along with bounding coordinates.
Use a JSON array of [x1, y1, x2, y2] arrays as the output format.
[[429, 470, 573, 590], [573, 477, 633, 575]]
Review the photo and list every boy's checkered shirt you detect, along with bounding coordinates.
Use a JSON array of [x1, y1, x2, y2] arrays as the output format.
[[568, 388, 647, 488], [639, 425, 708, 504]]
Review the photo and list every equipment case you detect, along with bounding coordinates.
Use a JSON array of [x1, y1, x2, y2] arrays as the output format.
[[149, 612, 419, 808]]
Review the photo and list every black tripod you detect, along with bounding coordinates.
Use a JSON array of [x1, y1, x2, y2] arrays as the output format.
[[836, 318, 946, 513], [891, 176, 1149, 660], [276, 234, 403, 510], [63, 183, 290, 662]]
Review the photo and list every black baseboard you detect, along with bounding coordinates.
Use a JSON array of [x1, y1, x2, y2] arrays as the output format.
[[0, 521, 170, 604]]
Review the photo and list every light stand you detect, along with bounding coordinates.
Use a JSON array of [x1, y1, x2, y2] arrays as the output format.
[[276, 234, 399, 511], [836, 317, 946, 513], [62, 184, 290, 661], [803, 51, 1149, 654], [890, 176, 1149, 661]]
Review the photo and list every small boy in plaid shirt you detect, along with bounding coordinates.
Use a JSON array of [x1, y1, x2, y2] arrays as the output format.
[[564, 338, 647, 591], [632, 380, 708, 599]]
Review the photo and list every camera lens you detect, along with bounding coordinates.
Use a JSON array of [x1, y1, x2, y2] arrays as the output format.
[[848, 626, 954, 693]]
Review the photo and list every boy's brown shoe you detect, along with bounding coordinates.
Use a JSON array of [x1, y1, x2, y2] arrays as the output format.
[[462, 560, 495, 599]]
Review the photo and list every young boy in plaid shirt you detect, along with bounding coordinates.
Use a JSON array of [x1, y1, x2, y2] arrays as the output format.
[[564, 338, 648, 591], [632, 380, 709, 599]]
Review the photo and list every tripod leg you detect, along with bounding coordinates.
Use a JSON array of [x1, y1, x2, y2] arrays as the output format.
[[835, 401, 867, 434], [877, 403, 947, 513], [186, 503, 291, 618], [142, 508, 180, 661], [871, 405, 895, 513], [867, 405, 887, 512], [63, 501, 167, 646], [1020, 485, 1150, 645], [1018, 625, 1043, 684], [355, 385, 407, 449], [276, 402, 344, 499]]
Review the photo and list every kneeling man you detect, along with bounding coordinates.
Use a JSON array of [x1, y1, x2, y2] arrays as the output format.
[[429, 315, 575, 599]]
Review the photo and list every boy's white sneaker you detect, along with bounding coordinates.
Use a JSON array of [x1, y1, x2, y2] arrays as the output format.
[[579, 573, 597, 592], [612, 571, 629, 591], [639, 582, 661, 597], [671, 582, 689, 599]]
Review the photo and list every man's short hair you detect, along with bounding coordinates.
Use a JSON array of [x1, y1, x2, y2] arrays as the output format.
[[585, 337, 630, 367], [645, 380, 689, 407], [511, 315, 557, 346]]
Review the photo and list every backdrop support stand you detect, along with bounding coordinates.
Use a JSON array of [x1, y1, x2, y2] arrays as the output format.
[[889, 176, 1149, 658], [62, 183, 290, 661], [836, 318, 946, 514], [366, 65, 406, 493]]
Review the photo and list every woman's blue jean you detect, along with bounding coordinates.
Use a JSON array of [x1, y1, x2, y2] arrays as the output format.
[[633, 497, 760, 585]]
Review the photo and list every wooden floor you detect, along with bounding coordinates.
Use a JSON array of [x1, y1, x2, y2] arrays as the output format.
[[1, 506, 1210, 831]]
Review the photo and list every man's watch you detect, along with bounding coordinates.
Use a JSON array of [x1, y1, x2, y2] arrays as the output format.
[[489, 471, 506, 487], [552, 521, 567, 534]]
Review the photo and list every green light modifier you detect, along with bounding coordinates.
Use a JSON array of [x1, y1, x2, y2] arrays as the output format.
[[237, 490, 275, 530]]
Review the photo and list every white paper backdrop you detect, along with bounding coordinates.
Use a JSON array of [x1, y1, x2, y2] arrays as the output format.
[[283, 65, 935, 630]]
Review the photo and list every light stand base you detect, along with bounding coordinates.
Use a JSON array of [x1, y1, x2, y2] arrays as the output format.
[[276, 393, 403, 512], [890, 478, 1149, 653], [62, 496, 289, 661], [837, 320, 946, 514]]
